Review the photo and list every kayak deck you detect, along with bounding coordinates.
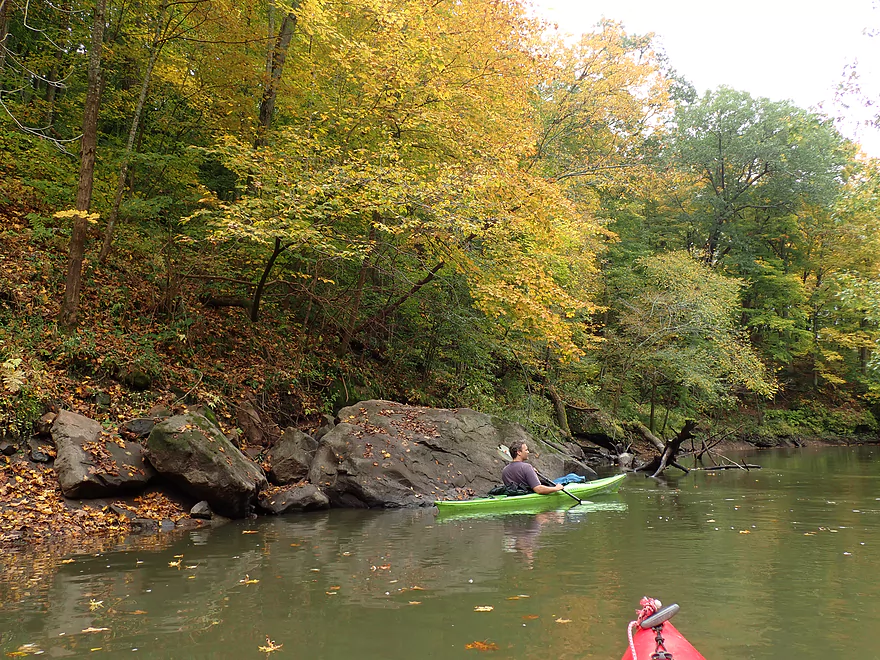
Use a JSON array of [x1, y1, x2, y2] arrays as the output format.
[[434, 473, 626, 511]]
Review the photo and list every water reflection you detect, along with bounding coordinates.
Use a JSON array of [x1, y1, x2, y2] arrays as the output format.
[[2, 448, 880, 659]]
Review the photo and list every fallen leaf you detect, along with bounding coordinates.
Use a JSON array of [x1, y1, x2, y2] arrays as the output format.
[[258, 637, 283, 653]]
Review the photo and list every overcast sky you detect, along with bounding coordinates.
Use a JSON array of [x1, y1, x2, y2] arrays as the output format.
[[528, 0, 880, 156]]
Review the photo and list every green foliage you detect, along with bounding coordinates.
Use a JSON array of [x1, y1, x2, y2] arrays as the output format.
[[762, 402, 877, 437], [2, 0, 880, 442]]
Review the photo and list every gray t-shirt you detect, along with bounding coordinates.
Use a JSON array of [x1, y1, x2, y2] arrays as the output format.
[[501, 461, 541, 490]]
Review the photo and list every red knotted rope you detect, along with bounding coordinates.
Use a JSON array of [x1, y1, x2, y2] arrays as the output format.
[[626, 596, 663, 660]]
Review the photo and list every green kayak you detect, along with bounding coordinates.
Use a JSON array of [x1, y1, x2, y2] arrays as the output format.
[[434, 473, 626, 513]]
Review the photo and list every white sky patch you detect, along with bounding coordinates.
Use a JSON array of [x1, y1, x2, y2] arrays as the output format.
[[528, 0, 880, 156]]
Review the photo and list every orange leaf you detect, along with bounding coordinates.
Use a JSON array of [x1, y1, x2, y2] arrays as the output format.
[[465, 641, 499, 651]]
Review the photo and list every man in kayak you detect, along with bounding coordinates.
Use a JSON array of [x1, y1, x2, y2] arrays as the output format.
[[502, 441, 565, 494]]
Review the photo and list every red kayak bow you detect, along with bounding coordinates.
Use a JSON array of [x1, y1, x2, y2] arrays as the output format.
[[621, 597, 706, 660]]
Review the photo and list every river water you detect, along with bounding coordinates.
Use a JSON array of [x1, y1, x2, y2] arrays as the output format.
[[2, 446, 879, 659]]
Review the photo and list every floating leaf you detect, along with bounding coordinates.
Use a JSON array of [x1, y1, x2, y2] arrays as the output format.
[[242, 530, 259, 534], [555, 618, 572, 624], [522, 615, 539, 620], [258, 637, 283, 653], [89, 599, 104, 610], [465, 641, 499, 651], [240, 574, 259, 584], [81, 627, 110, 633], [409, 601, 421, 605], [474, 605, 494, 612]]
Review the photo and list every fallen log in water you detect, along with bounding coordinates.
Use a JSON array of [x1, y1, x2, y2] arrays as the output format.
[[692, 464, 762, 471]]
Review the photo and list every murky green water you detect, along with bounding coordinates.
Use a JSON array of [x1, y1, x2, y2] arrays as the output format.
[[3, 446, 880, 659]]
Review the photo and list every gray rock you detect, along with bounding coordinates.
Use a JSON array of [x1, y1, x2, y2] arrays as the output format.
[[120, 418, 156, 439], [191, 500, 213, 519], [147, 405, 172, 419], [28, 437, 53, 463], [258, 484, 330, 514], [130, 518, 159, 533], [145, 413, 267, 519], [34, 412, 57, 436], [618, 452, 635, 470], [235, 395, 278, 447], [110, 504, 137, 520], [561, 458, 599, 480], [267, 428, 317, 485], [0, 441, 16, 456], [52, 410, 155, 498], [308, 400, 588, 508], [94, 392, 112, 409], [313, 414, 335, 441], [159, 519, 176, 532]]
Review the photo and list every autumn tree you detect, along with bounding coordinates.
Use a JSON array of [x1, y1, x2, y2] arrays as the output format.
[[599, 251, 775, 429], [58, 0, 106, 329]]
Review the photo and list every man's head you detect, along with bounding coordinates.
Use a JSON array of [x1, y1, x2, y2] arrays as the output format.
[[509, 440, 529, 460]]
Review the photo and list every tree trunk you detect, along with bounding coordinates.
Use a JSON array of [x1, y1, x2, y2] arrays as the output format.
[[339, 219, 378, 354], [58, 0, 106, 330], [254, 6, 300, 147], [0, 0, 9, 72], [45, 64, 59, 125], [542, 377, 572, 438], [631, 420, 698, 478], [99, 9, 166, 262], [351, 260, 444, 337], [250, 237, 288, 322]]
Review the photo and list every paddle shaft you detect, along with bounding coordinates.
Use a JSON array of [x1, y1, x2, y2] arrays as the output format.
[[534, 467, 583, 505]]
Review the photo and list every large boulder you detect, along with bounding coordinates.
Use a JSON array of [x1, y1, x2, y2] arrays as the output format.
[[145, 413, 267, 518], [309, 400, 594, 508], [52, 410, 155, 498], [267, 428, 318, 485], [258, 483, 330, 514]]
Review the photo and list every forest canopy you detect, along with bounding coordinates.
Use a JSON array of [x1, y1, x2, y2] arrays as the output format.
[[1, 0, 878, 442]]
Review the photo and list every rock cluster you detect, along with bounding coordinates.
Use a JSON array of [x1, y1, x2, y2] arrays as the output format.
[[27, 400, 601, 526]]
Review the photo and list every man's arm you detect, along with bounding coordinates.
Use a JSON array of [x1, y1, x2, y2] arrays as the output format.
[[524, 464, 563, 494], [532, 483, 564, 495]]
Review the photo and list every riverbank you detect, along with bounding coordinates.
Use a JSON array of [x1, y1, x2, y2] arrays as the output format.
[[3, 210, 878, 549]]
